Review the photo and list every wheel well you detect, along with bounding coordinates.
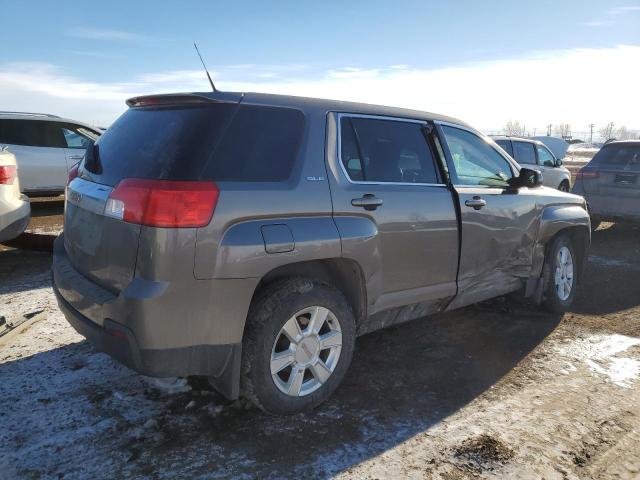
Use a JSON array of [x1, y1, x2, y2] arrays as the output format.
[[252, 259, 367, 324], [548, 226, 590, 281]]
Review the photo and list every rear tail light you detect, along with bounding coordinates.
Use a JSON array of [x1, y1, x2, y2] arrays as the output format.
[[0, 165, 17, 185], [105, 179, 219, 228], [67, 163, 80, 185], [576, 168, 599, 180]]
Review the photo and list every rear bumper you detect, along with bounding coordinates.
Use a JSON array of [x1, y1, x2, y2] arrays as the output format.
[[583, 194, 640, 223], [0, 195, 30, 243], [52, 235, 245, 399]]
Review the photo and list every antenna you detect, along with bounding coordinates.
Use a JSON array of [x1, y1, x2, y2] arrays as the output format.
[[193, 42, 216, 92]]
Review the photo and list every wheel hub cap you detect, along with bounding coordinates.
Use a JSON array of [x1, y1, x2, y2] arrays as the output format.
[[295, 336, 320, 366], [554, 246, 574, 301], [270, 306, 343, 397]]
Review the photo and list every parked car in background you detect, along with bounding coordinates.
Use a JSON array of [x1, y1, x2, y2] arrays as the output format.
[[0, 147, 30, 243], [573, 140, 640, 229], [53, 92, 590, 415], [492, 136, 572, 191], [0, 112, 101, 196]]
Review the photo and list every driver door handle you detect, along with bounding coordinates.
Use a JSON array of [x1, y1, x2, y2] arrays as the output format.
[[465, 197, 487, 210], [352, 194, 383, 211]]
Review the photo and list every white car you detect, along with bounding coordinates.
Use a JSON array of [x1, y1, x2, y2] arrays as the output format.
[[492, 136, 573, 191], [0, 112, 101, 196], [0, 147, 30, 243]]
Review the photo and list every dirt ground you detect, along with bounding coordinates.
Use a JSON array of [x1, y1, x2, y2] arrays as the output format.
[[1, 201, 639, 479]]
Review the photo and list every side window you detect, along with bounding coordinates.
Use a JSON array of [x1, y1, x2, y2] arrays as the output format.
[[536, 145, 555, 166], [0, 119, 48, 147], [495, 139, 513, 156], [62, 127, 92, 149], [513, 141, 537, 165], [340, 116, 440, 184], [441, 126, 514, 187]]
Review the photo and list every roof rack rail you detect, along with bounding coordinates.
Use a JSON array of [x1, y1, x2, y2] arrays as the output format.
[[0, 111, 61, 118]]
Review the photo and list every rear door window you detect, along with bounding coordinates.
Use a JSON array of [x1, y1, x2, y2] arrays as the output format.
[[495, 139, 513, 156], [0, 119, 65, 148], [340, 116, 440, 184], [512, 141, 537, 165]]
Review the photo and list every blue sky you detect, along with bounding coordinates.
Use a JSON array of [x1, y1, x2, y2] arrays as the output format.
[[2, 0, 639, 132]]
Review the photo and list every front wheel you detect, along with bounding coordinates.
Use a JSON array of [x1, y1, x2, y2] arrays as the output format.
[[241, 278, 356, 415], [542, 235, 578, 312], [558, 181, 570, 192]]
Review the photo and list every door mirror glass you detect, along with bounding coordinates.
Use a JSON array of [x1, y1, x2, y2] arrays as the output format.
[[510, 167, 542, 188], [555, 158, 563, 167]]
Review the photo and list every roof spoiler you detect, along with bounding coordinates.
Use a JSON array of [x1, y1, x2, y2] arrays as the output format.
[[126, 92, 243, 107]]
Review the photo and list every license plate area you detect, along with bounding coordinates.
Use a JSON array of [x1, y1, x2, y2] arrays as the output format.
[[614, 173, 638, 185]]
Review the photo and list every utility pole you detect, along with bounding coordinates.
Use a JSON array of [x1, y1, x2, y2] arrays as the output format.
[[547, 124, 553, 136], [588, 123, 594, 144]]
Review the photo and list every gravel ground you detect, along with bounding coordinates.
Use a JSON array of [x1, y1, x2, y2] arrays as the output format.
[[1, 218, 639, 479]]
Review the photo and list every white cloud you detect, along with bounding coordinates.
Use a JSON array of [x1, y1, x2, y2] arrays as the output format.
[[608, 5, 640, 15], [66, 27, 153, 41], [583, 5, 640, 27], [0, 45, 638, 131]]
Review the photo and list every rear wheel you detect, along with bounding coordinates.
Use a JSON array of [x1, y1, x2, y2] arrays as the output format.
[[241, 278, 356, 414], [542, 235, 578, 312]]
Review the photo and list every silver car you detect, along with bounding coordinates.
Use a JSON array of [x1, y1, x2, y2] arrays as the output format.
[[53, 92, 590, 414], [493, 136, 572, 191], [0, 112, 101, 196]]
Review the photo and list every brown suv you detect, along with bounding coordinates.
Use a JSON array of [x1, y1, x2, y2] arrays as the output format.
[[53, 91, 590, 414]]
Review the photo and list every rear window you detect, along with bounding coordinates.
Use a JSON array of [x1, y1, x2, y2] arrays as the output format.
[[84, 103, 305, 186], [591, 144, 640, 172]]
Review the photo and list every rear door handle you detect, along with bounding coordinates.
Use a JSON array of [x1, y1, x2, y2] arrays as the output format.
[[352, 194, 383, 211], [464, 197, 487, 210], [68, 155, 84, 161]]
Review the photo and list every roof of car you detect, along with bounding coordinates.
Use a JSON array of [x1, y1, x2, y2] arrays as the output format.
[[490, 135, 543, 145], [0, 111, 100, 132], [126, 90, 474, 129], [605, 139, 640, 145]]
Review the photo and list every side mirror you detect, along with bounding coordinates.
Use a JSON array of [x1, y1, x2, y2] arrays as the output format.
[[555, 158, 563, 167], [543, 160, 555, 167], [509, 167, 542, 189]]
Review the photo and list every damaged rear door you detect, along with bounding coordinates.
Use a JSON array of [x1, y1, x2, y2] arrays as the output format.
[[436, 123, 540, 309]]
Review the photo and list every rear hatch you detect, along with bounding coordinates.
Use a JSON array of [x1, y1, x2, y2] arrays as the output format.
[[582, 143, 640, 193], [64, 95, 241, 292]]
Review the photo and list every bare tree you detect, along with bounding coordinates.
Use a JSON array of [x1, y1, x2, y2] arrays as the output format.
[[503, 120, 524, 136], [554, 123, 571, 139], [616, 125, 635, 140], [599, 122, 615, 141]]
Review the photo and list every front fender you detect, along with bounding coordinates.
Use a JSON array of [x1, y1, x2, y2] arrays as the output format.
[[531, 204, 591, 277]]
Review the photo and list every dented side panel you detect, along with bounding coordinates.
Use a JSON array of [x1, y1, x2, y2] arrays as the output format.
[[446, 186, 543, 311], [530, 204, 591, 277]]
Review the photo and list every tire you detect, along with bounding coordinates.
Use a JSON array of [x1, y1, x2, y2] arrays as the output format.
[[541, 234, 578, 313], [241, 277, 356, 415], [558, 181, 570, 192]]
